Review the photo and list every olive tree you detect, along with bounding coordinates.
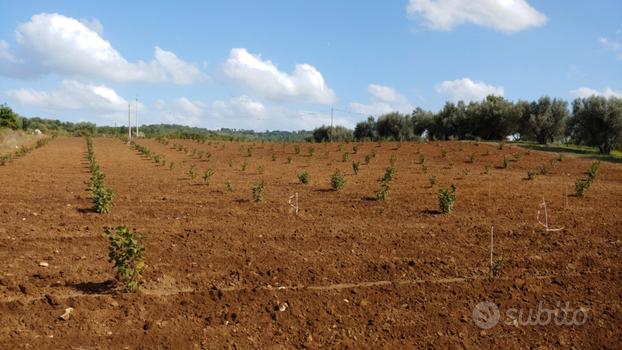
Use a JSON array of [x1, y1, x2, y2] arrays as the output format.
[[568, 96, 622, 154]]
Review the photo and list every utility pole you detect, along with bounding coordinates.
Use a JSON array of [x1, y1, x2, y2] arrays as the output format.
[[135, 97, 139, 137], [330, 107, 333, 142], [127, 103, 131, 144]]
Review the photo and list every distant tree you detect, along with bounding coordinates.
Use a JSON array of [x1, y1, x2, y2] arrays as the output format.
[[568, 96, 622, 154], [467, 95, 518, 140], [432, 102, 471, 140], [0, 104, 19, 130], [73, 122, 97, 136], [354, 116, 376, 140], [520, 97, 568, 144], [411, 107, 434, 137], [312, 125, 353, 142], [376, 112, 412, 140]]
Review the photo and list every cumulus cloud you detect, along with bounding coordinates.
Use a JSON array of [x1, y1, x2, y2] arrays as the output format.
[[6, 80, 128, 113], [0, 13, 204, 84], [349, 84, 413, 116], [569, 87, 622, 99], [407, 0, 547, 33], [599, 37, 622, 60], [436, 78, 504, 102], [222, 48, 336, 104]]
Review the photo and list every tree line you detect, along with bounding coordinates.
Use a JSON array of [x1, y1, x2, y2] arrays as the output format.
[[3, 94, 622, 154], [0, 104, 311, 141], [312, 95, 622, 154]]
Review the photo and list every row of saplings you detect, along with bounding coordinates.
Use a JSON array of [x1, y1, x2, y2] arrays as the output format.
[[85, 138, 114, 213], [136, 139, 458, 213], [0, 137, 51, 165], [86, 138, 144, 292], [301, 156, 457, 214]]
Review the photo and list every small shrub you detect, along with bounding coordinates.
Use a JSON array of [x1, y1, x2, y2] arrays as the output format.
[[352, 161, 360, 175], [342, 152, 349, 162], [225, 179, 234, 192], [287, 156, 292, 164], [462, 168, 470, 177], [527, 170, 536, 180], [382, 164, 396, 182], [419, 154, 426, 165], [438, 184, 457, 214], [308, 147, 315, 157], [169, 162, 175, 170], [587, 161, 600, 180], [294, 144, 301, 155], [93, 186, 114, 214], [271, 153, 277, 161], [538, 164, 549, 175], [298, 171, 310, 184], [376, 180, 390, 200], [189, 165, 197, 179], [441, 149, 447, 158], [352, 145, 359, 154], [251, 179, 265, 202], [491, 257, 505, 278], [104, 226, 145, 292], [428, 175, 437, 187], [364, 154, 373, 165], [202, 168, 214, 185], [501, 157, 508, 169], [241, 159, 249, 172], [330, 170, 346, 191], [575, 178, 591, 197], [421, 164, 428, 174]]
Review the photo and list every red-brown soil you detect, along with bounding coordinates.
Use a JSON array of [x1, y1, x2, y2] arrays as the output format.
[[0, 137, 620, 349]]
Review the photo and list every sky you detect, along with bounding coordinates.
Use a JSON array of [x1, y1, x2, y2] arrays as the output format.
[[0, 0, 621, 131]]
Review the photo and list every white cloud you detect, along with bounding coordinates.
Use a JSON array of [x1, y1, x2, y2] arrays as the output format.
[[407, 0, 547, 33], [436, 78, 504, 102], [222, 48, 336, 104], [599, 37, 622, 59], [6, 80, 128, 113], [569, 87, 622, 99], [154, 47, 204, 84], [350, 84, 413, 116], [152, 95, 351, 130], [368, 84, 404, 103], [0, 13, 204, 84]]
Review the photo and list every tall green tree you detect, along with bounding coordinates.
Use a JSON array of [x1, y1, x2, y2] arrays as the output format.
[[520, 97, 568, 144], [569, 96, 622, 154], [353, 116, 377, 140], [376, 112, 412, 141], [0, 104, 19, 130]]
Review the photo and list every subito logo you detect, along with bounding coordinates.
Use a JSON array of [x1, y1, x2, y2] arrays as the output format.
[[472, 301, 500, 329]]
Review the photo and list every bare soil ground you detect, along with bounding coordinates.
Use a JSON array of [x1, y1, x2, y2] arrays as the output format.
[[0, 137, 620, 349]]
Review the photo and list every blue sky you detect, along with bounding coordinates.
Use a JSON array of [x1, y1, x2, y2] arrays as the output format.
[[0, 1, 620, 130]]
